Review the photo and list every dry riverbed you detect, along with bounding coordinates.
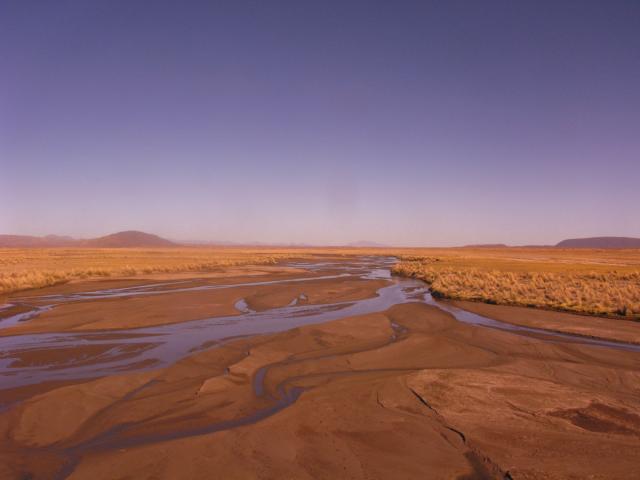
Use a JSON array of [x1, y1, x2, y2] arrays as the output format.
[[0, 256, 638, 479]]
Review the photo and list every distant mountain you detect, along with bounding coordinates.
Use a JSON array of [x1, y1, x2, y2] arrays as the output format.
[[0, 234, 76, 247], [556, 237, 640, 249], [181, 239, 239, 246], [463, 243, 508, 248], [346, 241, 387, 247], [0, 231, 177, 248], [82, 231, 177, 248]]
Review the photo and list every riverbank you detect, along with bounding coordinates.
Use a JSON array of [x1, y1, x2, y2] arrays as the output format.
[[451, 299, 640, 345], [392, 248, 640, 320]]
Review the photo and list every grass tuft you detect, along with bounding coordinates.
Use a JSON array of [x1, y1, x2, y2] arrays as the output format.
[[393, 251, 640, 319], [0, 248, 306, 294]]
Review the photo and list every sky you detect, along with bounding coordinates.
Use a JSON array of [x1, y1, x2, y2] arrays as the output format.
[[1, 1, 639, 246]]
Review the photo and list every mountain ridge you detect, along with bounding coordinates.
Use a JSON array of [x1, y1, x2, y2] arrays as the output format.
[[0, 231, 177, 248], [555, 237, 640, 248], [2, 233, 639, 249]]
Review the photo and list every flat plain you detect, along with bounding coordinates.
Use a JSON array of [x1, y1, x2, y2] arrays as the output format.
[[0, 248, 639, 479]]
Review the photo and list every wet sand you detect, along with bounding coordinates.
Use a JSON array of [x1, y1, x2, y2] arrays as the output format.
[[0, 274, 387, 335], [452, 300, 640, 345], [0, 257, 638, 479]]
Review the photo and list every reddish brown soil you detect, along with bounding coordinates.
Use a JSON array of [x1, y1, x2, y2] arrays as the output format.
[[1, 302, 638, 479], [453, 299, 640, 344]]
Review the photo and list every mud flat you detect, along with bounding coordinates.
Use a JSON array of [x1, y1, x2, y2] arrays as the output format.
[[0, 256, 638, 479], [0, 266, 386, 336], [451, 299, 640, 345]]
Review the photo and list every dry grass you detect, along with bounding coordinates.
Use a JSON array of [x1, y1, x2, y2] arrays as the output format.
[[0, 245, 422, 295], [392, 248, 640, 319], [3, 246, 639, 319], [0, 248, 312, 295]]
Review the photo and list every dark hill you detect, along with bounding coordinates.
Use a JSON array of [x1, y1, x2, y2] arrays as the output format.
[[556, 237, 640, 249], [0, 231, 177, 248], [83, 231, 176, 248]]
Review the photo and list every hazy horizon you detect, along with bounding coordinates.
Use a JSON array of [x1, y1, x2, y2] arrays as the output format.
[[2, 1, 639, 247], [4, 229, 640, 249]]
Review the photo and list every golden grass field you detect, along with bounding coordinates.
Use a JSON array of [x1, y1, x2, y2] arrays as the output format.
[[0, 246, 400, 295], [1, 246, 639, 319], [0, 248, 312, 295], [392, 248, 640, 319]]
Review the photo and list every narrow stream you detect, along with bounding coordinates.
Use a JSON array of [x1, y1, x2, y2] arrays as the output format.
[[1, 256, 638, 393]]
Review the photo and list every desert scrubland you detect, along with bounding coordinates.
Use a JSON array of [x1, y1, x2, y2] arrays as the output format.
[[3, 246, 639, 320], [0, 248, 310, 295], [392, 247, 640, 319], [0, 247, 402, 295]]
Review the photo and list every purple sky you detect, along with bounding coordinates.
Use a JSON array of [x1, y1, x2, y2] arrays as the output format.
[[1, 1, 639, 246]]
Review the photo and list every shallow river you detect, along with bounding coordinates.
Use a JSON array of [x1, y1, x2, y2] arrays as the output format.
[[1, 256, 638, 392]]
